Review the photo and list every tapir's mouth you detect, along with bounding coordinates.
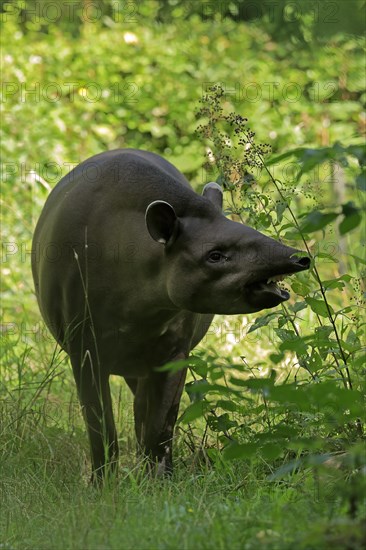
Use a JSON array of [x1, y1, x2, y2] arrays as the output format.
[[245, 254, 310, 311], [246, 273, 294, 310]]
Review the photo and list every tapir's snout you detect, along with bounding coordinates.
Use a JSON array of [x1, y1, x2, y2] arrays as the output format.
[[290, 254, 311, 270]]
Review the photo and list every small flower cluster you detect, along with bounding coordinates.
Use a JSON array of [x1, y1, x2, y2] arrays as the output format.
[[196, 84, 272, 191]]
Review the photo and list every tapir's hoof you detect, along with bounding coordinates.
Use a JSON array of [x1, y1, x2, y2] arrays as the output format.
[[89, 461, 118, 487], [156, 457, 173, 478], [140, 451, 173, 479]]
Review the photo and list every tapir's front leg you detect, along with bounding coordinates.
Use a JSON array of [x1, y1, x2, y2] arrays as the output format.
[[70, 353, 118, 483], [134, 363, 187, 475]]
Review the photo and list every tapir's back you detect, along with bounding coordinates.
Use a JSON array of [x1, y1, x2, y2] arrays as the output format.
[[34, 148, 192, 229]]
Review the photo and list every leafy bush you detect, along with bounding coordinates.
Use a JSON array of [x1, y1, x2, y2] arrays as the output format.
[[167, 85, 365, 482]]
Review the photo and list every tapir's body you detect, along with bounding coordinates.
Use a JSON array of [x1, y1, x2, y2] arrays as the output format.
[[33, 150, 212, 377], [32, 148, 309, 481]]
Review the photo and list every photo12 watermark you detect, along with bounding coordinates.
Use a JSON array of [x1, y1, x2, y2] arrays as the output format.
[[2, 81, 140, 104], [1, 1, 140, 24], [201, 81, 339, 104]]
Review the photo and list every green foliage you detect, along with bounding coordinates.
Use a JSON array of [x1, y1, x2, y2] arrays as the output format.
[[172, 84, 366, 482]]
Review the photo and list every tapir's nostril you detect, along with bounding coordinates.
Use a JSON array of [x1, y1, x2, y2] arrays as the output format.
[[294, 256, 311, 269]]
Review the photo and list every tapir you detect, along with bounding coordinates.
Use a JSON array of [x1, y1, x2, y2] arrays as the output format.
[[31, 148, 310, 482]]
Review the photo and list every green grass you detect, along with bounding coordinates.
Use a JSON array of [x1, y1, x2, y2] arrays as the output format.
[[1, 376, 364, 550], [0, 449, 360, 550]]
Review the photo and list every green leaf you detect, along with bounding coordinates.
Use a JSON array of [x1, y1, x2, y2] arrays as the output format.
[[157, 356, 205, 373], [356, 170, 366, 192], [348, 253, 366, 265], [297, 148, 333, 174], [185, 379, 211, 402], [258, 212, 272, 228], [229, 376, 249, 387], [312, 325, 334, 346], [261, 443, 283, 460], [314, 252, 339, 263], [346, 145, 366, 165], [291, 300, 308, 313], [222, 442, 258, 460], [350, 354, 366, 370], [339, 209, 362, 235], [279, 337, 308, 355], [299, 210, 338, 233], [268, 458, 302, 479], [231, 376, 275, 391], [216, 400, 239, 413], [275, 328, 297, 342], [275, 201, 287, 224], [307, 350, 323, 372], [185, 380, 210, 393], [179, 401, 210, 424], [266, 147, 305, 166], [306, 382, 364, 417], [269, 352, 285, 364], [189, 356, 209, 378], [268, 384, 311, 408], [322, 274, 352, 290], [268, 453, 333, 480], [247, 312, 279, 333], [287, 438, 325, 452], [290, 280, 313, 296], [207, 383, 240, 396], [342, 201, 359, 217], [305, 297, 334, 317], [207, 413, 238, 433], [272, 425, 300, 438]]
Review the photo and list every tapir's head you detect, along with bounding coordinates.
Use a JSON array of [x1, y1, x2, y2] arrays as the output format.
[[145, 183, 310, 314]]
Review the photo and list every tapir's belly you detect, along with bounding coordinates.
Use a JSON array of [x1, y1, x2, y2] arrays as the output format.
[[58, 295, 213, 378], [95, 328, 188, 377]]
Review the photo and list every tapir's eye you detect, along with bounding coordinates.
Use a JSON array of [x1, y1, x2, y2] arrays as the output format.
[[207, 251, 228, 263]]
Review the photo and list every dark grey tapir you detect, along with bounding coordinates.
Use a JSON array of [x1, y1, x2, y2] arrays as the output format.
[[32, 148, 310, 482]]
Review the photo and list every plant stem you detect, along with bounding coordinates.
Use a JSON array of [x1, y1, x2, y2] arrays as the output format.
[[255, 150, 352, 390]]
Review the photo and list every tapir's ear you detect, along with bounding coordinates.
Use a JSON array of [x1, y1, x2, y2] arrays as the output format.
[[202, 182, 223, 210], [145, 200, 178, 245]]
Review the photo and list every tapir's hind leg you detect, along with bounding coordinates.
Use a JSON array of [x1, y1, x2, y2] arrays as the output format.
[[134, 362, 187, 475], [70, 351, 118, 483], [124, 377, 147, 455]]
